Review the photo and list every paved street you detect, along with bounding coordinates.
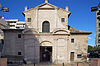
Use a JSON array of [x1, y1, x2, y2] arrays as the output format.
[[20, 62, 90, 66]]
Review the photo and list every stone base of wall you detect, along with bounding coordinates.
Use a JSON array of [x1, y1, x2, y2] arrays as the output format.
[[0, 58, 7, 66], [90, 58, 100, 66]]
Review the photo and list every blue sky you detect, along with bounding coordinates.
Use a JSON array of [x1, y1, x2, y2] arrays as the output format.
[[0, 0, 99, 46]]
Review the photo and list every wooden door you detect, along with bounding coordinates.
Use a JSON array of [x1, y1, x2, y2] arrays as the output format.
[[70, 52, 74, 61]]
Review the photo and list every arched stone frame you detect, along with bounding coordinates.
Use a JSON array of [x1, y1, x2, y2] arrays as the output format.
[[40, 41, 53, 62], [42, 21, 50, 33], [40, 41, 52, 46], [22, 28, 38, 34], [52, 28, 70, 35]]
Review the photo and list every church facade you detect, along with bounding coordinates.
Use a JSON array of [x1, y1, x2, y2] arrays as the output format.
[[2, 0, 91, 64]]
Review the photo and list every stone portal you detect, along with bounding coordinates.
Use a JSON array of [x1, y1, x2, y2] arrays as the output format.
[[40, 46, 52, 62]]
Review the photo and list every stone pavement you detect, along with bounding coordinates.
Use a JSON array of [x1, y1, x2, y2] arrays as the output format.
[[20, 62, 90, 66]]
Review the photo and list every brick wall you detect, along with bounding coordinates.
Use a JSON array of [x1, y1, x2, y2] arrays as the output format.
[[0, 58, 7, 66], [90, 58, 100, 66]]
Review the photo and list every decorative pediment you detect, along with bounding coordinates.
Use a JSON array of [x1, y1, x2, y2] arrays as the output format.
[[22, 28, 38, 34], [53, 29, 70, 35], [39, 4, 54, 8], [40, 41, 52, 46]]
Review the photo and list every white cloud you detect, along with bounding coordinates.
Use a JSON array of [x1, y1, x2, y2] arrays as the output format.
[[88, 37, 92, 40]]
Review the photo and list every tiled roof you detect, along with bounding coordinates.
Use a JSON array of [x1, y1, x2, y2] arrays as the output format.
[[68, 25, 92, 34]]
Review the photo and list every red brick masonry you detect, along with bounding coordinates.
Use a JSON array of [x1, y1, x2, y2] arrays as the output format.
[[90, 58, 100, 66], [0, 58, 7, 66]]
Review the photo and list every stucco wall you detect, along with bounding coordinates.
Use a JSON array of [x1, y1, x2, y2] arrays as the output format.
[[24, 4, 69, 32], [69, 34, 88, 62], [23, 31, 69, 63], [2, 30, 24, 57]]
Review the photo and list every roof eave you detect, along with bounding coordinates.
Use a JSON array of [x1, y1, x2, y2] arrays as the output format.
[[2, 29, 24, 31], [70, 32, 92, 34]]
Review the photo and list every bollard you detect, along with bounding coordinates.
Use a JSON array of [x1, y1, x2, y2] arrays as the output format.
[[48, 63, 49, 66], [34, 63, 35, 66], [62, 63, 64, 66], [77, 62, 78, 66]]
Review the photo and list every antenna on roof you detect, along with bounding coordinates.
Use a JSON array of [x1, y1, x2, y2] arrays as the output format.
[[45, 0, 48, 3]]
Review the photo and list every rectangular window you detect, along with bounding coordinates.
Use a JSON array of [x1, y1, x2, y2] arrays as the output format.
[[98, 39, 100, 43], [8, 21, 16, 23], [10, 25, 15, 27], [70, 52, 74, 61], [98, 45, 100, 47], [97, 16, 100, 21], [71, 38, 74, 43], [61, 18, 65, 22], [18, 52, 21, 55], [1, 39, 4, 44], [77, 54, 82, 58], [99, 23, 100, 28], [18, 34, 21, 38], [99, 29, 100, 32], [97, 10, 100, 15], [16, 27, 20, 29], [27, 18, 31, 22], [99, 34, 100, 37]]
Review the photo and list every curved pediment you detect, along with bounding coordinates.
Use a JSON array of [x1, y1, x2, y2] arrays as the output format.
[[22, 28, 38, 34], [53, 29, 70, 35], [40, 41, 52, 46]]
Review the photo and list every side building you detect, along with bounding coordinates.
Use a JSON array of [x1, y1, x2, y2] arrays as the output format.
[[96, 9, 100, 46], [2, 29, 24, 62], [0, 16, 8, 57], [5, 19, 25, 29]]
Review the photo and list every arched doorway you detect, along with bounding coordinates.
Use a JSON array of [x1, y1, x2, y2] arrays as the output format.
[[40, 41, 52, 62]]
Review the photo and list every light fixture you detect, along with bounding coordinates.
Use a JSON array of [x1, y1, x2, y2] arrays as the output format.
[[91, 7, 98, 12], [1, 7, 9, 12]]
